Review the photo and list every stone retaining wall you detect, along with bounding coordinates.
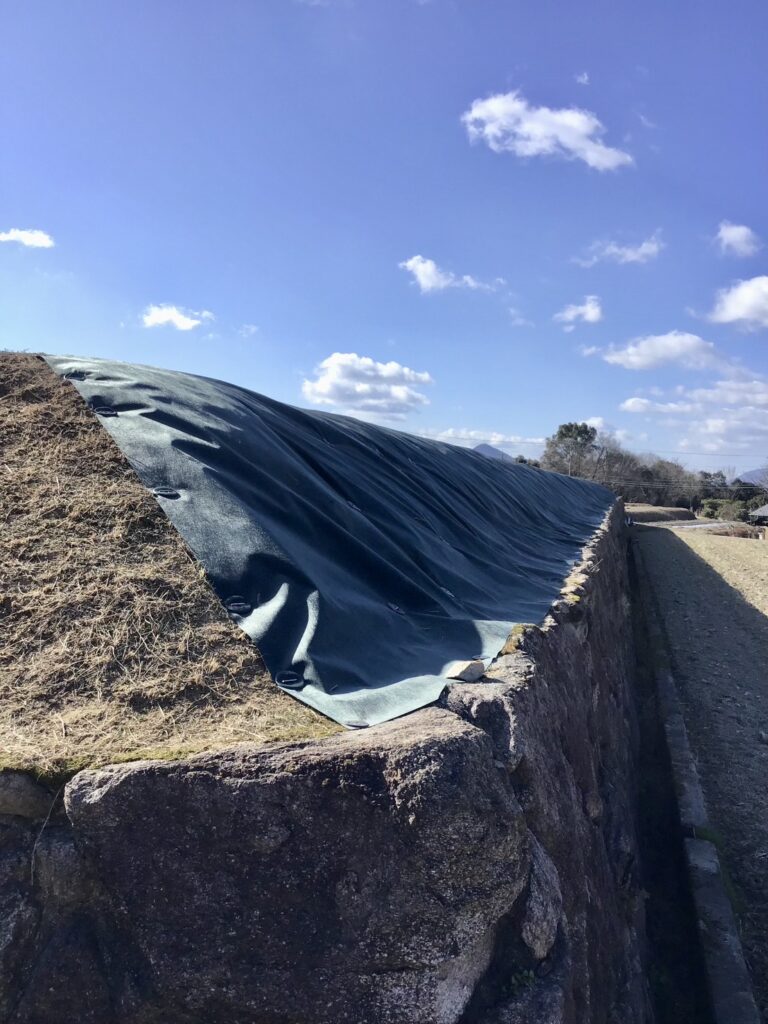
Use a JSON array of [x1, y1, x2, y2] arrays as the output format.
[[0, 501, 649, 1023]]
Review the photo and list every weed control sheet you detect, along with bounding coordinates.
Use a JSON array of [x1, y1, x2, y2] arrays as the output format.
[[46, 355, 614, 727]]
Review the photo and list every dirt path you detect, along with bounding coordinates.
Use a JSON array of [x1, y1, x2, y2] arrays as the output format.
[[636, 526, 768, 1020]]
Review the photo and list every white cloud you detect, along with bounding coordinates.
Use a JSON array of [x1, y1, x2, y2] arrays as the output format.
[[709, 275, 768, 328], [239, 323, 259, 337], [700, 418, 729, 436], [418, 427, 545, 448], [619, 374, 768, 455], [509, 306, 533, 327], [638, 113, 657, 130], [619, 396, 700, 414], [302, 352, 433, 419], [620, 397, 651, 413], [683, 405, 768, 452], [575, 72, 589, 85], [554, 294, 602, 331], [574, 230, 663, 267], [584, 416, 605, 429], [0, 228, 55, 248], [461, 90, 632, 172], [142, 304, 212, 331], [716, 221, 761, 258], [399, 254, 496, 293], [604, 331, 717, 370], [687, 378, 768, 407]]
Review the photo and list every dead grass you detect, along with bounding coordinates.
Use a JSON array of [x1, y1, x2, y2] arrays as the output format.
[[0, 354, 339, 780], [626, 503, 695, 523], [703, 524, 762, 540]]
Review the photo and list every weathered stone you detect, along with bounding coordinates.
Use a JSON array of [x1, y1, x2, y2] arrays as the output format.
[[32, 826, 92, 907], [441, 683, 526, 769], [0, 818, 36, 887], [448, 504, 648, 1023], [65, 708, 530, 1024], [12, 919, 115, 1024], [0, 773, 54, 820], [584, 791, 604, 823], [484, 939, 572, 1024], [446, 659, 487, 682], [522, 839, 563, 961], [0, 886, 41, 1020]]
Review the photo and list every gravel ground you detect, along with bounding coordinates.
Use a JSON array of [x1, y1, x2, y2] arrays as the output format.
[[637, 526, 768, 1020]]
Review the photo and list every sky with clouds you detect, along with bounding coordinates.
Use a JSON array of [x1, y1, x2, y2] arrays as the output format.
[[2, 0, 767, 472]]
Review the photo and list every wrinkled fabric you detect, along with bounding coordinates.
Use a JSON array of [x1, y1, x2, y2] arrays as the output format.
[[46, 355, 614, 726]]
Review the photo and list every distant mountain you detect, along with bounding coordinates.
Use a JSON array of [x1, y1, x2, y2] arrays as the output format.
[[474, 443, 515, 462], [735, 467, 767, 485]]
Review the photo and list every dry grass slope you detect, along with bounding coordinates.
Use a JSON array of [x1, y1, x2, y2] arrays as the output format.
[[625, 503, 695, 523], [0, 354, 338, 780]]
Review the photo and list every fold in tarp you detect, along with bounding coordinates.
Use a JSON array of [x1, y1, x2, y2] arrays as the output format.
[[46, 355, 614, 727]]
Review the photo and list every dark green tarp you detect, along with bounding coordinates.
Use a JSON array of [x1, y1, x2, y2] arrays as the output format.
[[46, 355, 614, 727]]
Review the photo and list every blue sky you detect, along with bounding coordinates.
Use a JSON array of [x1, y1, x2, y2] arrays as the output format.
[[2, 0, 767, 473]]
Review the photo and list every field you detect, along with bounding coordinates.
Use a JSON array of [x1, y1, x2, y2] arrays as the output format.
[[637, 525, 768, 1017], [0, 354, 337, 780], [667, 529, 768, 612]]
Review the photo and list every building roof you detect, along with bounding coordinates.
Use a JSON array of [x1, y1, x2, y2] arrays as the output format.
[[748, 504, 768, 518]]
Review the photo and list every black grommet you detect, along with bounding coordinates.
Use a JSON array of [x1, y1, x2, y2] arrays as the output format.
[[153, 486, 180, 499], [344, 720, 369, 729], [276, 670, 306, 690], [92, 405, 117, 417], [224, 595, 251, 616], [347, 501, 362, 513], [65, 370, 87, 381], [387, 602, 404, 615], [439, 586, 456, 599]]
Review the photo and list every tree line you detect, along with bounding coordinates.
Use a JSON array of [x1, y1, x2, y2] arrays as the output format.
[[514, 422, 767, 518]]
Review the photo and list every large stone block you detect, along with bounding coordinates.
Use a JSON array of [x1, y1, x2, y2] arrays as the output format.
[[65, 708, 530, 1024]]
